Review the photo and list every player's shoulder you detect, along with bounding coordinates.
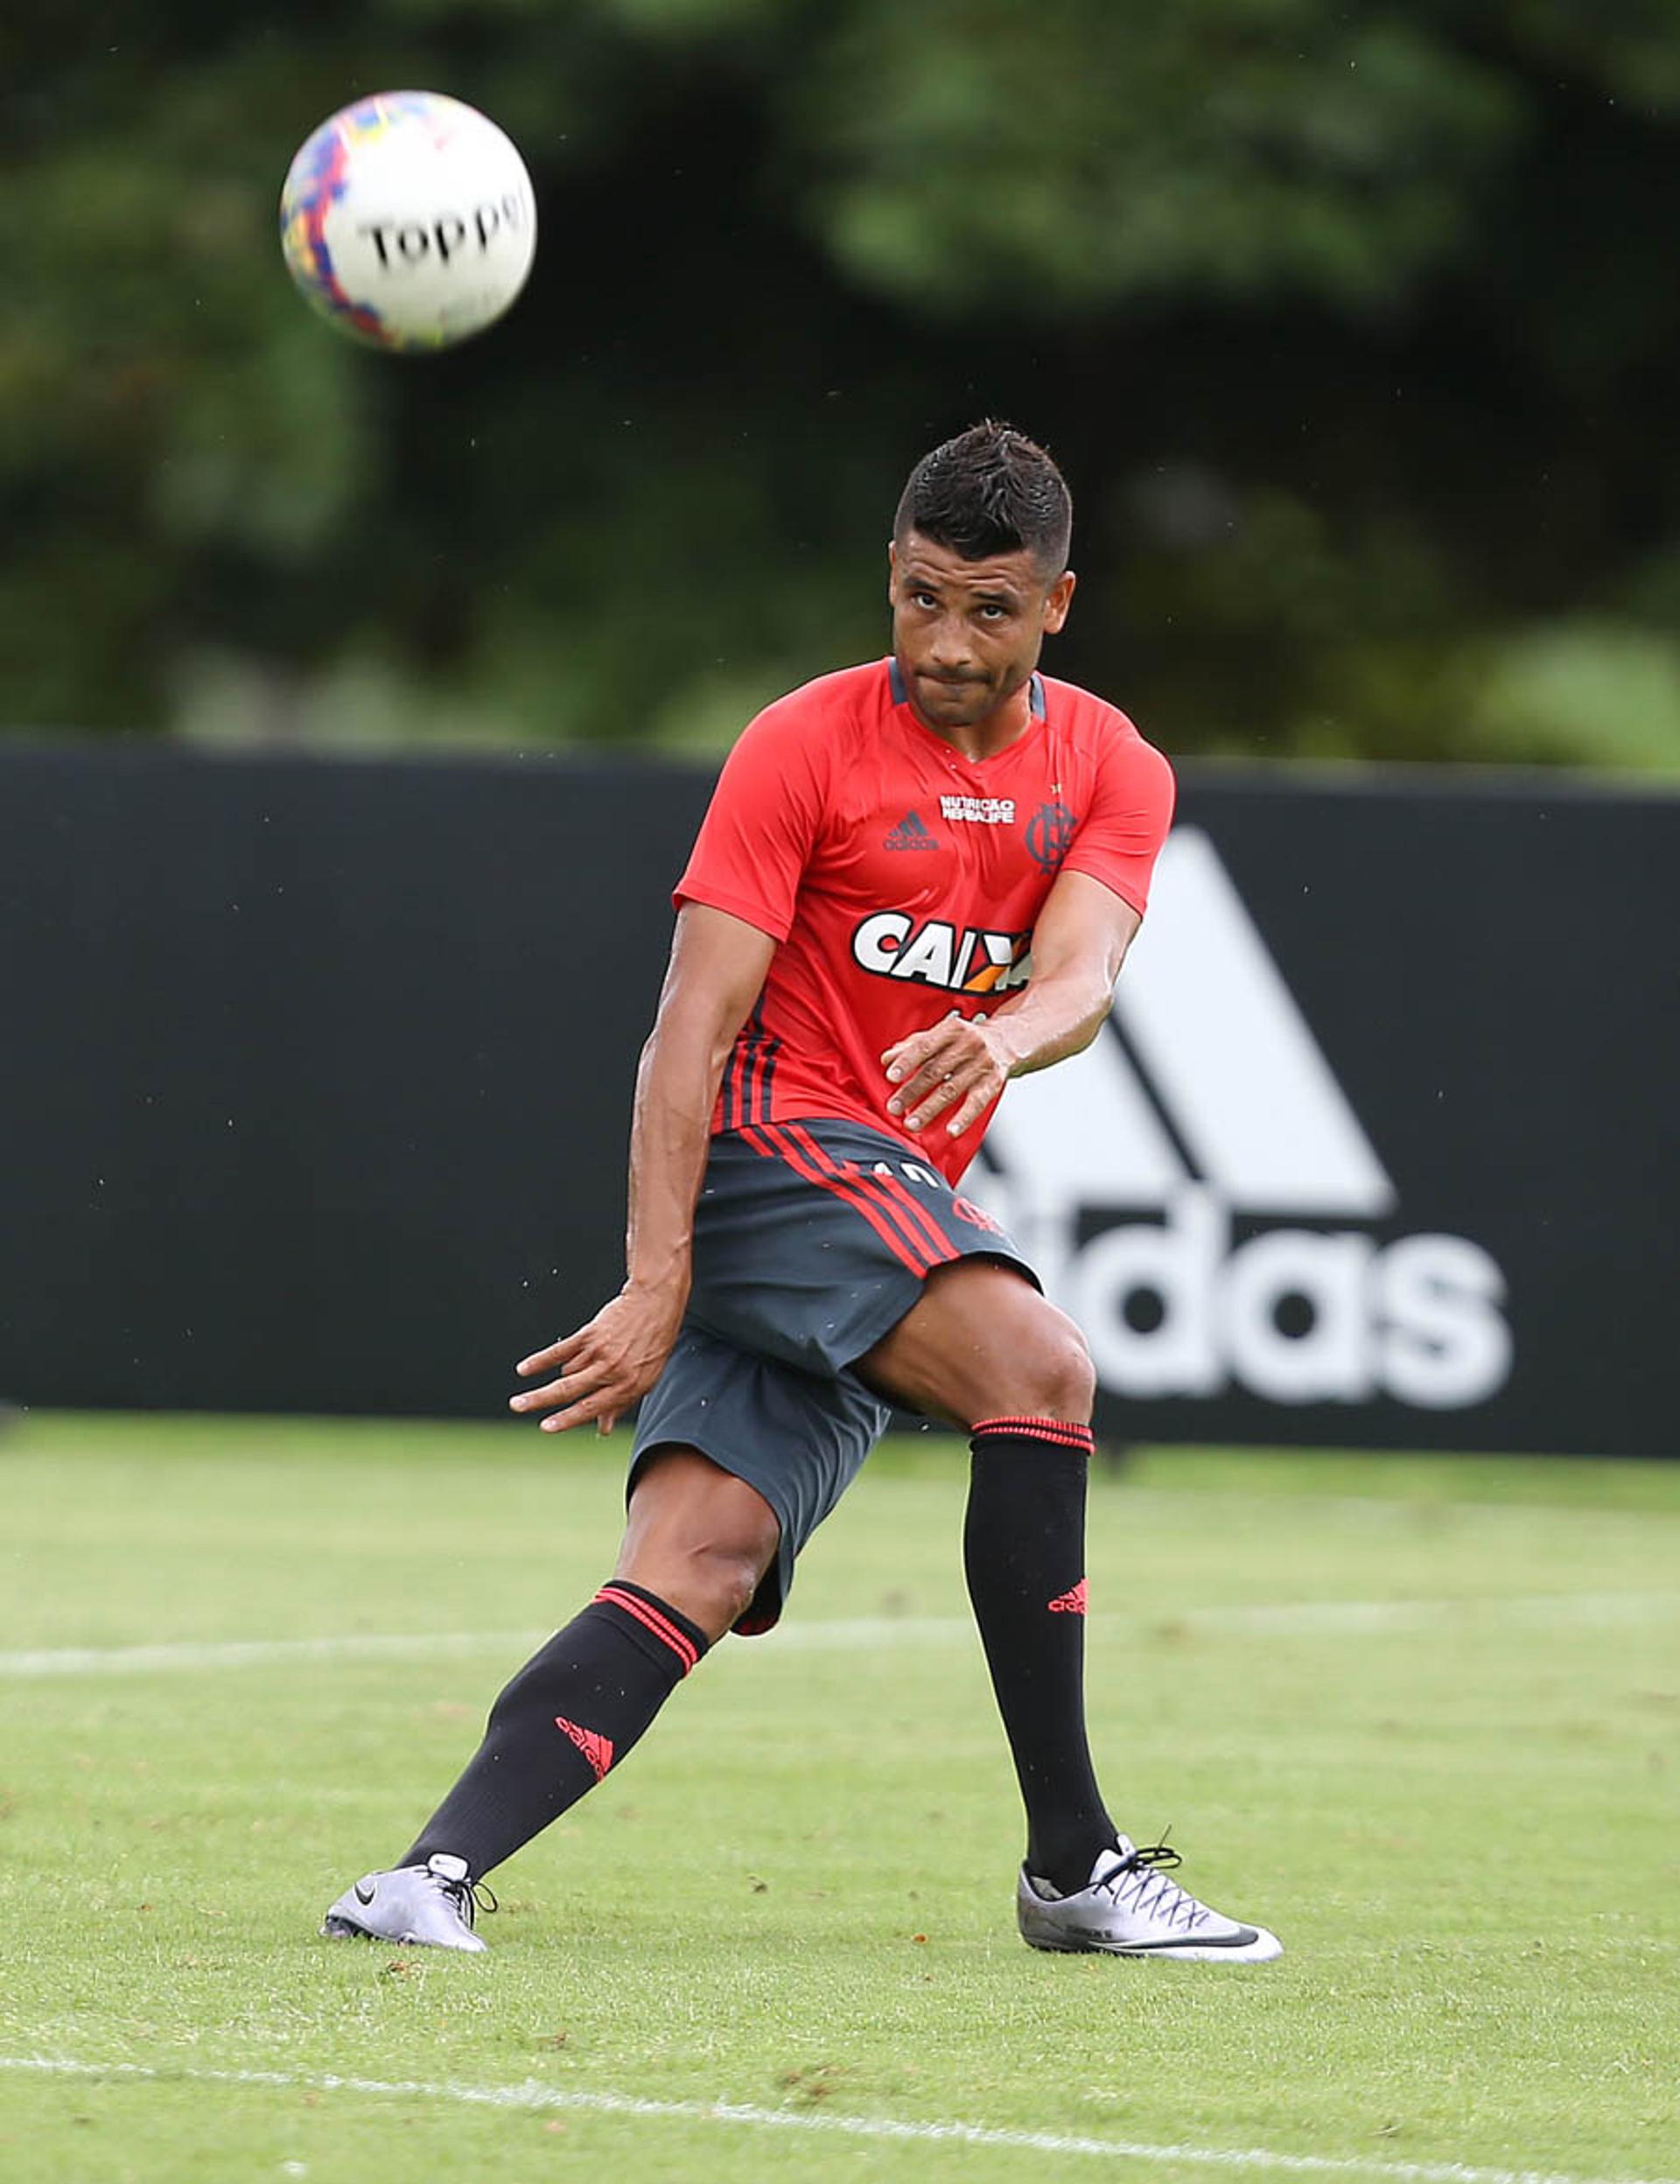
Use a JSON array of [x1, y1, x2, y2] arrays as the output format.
[[1040, 674, 1174, 781], [708, 662, 888, 818]]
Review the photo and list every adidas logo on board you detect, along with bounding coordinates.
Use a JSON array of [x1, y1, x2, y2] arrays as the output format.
[[976, 830, 1512, 1414]]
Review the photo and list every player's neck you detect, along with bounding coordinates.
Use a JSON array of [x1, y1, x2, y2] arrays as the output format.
[[910, 680, 1036, 764]]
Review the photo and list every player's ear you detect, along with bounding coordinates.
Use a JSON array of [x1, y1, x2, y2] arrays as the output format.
[[1040, 563, 1083, 633], [1043, 568, 1076, 634]]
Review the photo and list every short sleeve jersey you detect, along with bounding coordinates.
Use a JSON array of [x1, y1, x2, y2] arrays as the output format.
[[675, 658, 1175, 1183]]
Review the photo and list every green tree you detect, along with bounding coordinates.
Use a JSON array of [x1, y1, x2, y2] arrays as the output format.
[[4, 0, 1679, 767]]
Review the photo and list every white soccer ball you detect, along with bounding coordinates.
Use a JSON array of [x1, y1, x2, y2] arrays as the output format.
[[280, 91, 536, 351]]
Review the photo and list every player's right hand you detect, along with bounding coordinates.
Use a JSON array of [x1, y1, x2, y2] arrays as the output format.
[[509, 1284, 684, 1437]]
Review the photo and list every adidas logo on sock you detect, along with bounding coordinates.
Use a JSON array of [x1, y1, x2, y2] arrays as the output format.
[[1047, 1578, 1088, 1615], [554, 1715, 614, 1782], [884, 809, 940, 851]]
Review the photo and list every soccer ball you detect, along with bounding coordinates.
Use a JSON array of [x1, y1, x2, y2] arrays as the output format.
[[280, 91, 536, 351]]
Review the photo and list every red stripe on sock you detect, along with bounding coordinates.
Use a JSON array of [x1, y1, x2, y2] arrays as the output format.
[[972, 1416, 1096, 1452], [748, 1124, 935, 1275], [594, 1586, 700, 1676]]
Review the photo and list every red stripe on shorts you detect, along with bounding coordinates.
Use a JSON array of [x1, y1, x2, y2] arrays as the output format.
[[780, 1122, 954, 1276], [594, 1585, 700, 1675], [778, 1121, 956, 1272], [872, 1166, 962, 1264], [746, 1124, 936, 1276]]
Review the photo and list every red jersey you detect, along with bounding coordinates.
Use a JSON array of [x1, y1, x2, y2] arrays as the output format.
[[675, 658, 1175, 1183]]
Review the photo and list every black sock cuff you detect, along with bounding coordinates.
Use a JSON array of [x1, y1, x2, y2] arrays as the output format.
[[970, 1417, 1095, 1460], [591, 1580, 710, 1676]]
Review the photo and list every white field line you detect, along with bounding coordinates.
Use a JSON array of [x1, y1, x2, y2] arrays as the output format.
[[0, 1629, 546, 1678], [1166, 1592, 1680, 1637], [773, 1593, 1680, 1648], [1, 2055, 1673, 2184], [2, 1592, 1677, 1680]]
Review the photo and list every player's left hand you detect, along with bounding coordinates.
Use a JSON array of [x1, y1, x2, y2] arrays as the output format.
[[881, 1010, 1009, 1138]]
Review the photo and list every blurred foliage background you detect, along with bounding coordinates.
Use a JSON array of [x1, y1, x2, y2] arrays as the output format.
[[5, 0, 1680, 767]]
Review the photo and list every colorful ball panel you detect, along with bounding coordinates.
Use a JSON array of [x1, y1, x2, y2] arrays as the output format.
[[280, 91, 536, 351]]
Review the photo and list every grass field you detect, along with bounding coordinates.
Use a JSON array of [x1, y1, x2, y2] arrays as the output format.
[[2, 1412, 1676, 2184]]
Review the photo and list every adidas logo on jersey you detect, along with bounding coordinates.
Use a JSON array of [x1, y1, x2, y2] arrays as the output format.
[[976, 830, 1513, 1414], [884, 810, 941, 851]]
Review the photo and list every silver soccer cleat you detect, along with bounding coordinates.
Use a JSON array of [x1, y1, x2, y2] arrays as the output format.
[[321, 1853, 491, 1952], [1018, 1836, 1282, 1962]]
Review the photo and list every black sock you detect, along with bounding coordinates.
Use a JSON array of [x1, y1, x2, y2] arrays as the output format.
[[402, 1580, 709, 1880], [964, 1418, 1115, 1894]]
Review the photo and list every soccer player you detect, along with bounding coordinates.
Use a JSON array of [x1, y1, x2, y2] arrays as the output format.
[[325, 423, 1281, 1963]]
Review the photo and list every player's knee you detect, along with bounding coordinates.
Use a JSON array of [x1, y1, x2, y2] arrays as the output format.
[[676, 1526, 778, 1631], [1002, 1320, 1096, 1425], [618, 1484, 781, 1638]]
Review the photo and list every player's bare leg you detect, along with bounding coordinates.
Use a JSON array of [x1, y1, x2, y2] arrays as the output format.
[[612, 1447, 782, 1642], [860, 1256, 1281, 1961], [860, 1256, 1096, 1430]]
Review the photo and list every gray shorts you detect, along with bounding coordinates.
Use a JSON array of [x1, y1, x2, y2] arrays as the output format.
[[629, 1117, 1035, 1633]]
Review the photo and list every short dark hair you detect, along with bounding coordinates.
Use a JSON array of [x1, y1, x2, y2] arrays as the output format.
[[893, 421, 1072, 578]]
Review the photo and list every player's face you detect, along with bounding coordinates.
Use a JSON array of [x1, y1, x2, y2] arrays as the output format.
[[889, 532, 1075, 741]]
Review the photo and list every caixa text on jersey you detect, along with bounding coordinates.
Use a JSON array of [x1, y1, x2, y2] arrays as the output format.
[[851, 914, 1033, 995]]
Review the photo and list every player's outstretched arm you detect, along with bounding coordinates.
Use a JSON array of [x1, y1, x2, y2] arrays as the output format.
[[511, 903, 776, 1435], [880, 870, 1142, 1140]]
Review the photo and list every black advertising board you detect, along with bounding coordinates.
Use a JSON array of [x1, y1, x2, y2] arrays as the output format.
[[0, 742, 1674, 1453], [973, 777, 1678, 1456]]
